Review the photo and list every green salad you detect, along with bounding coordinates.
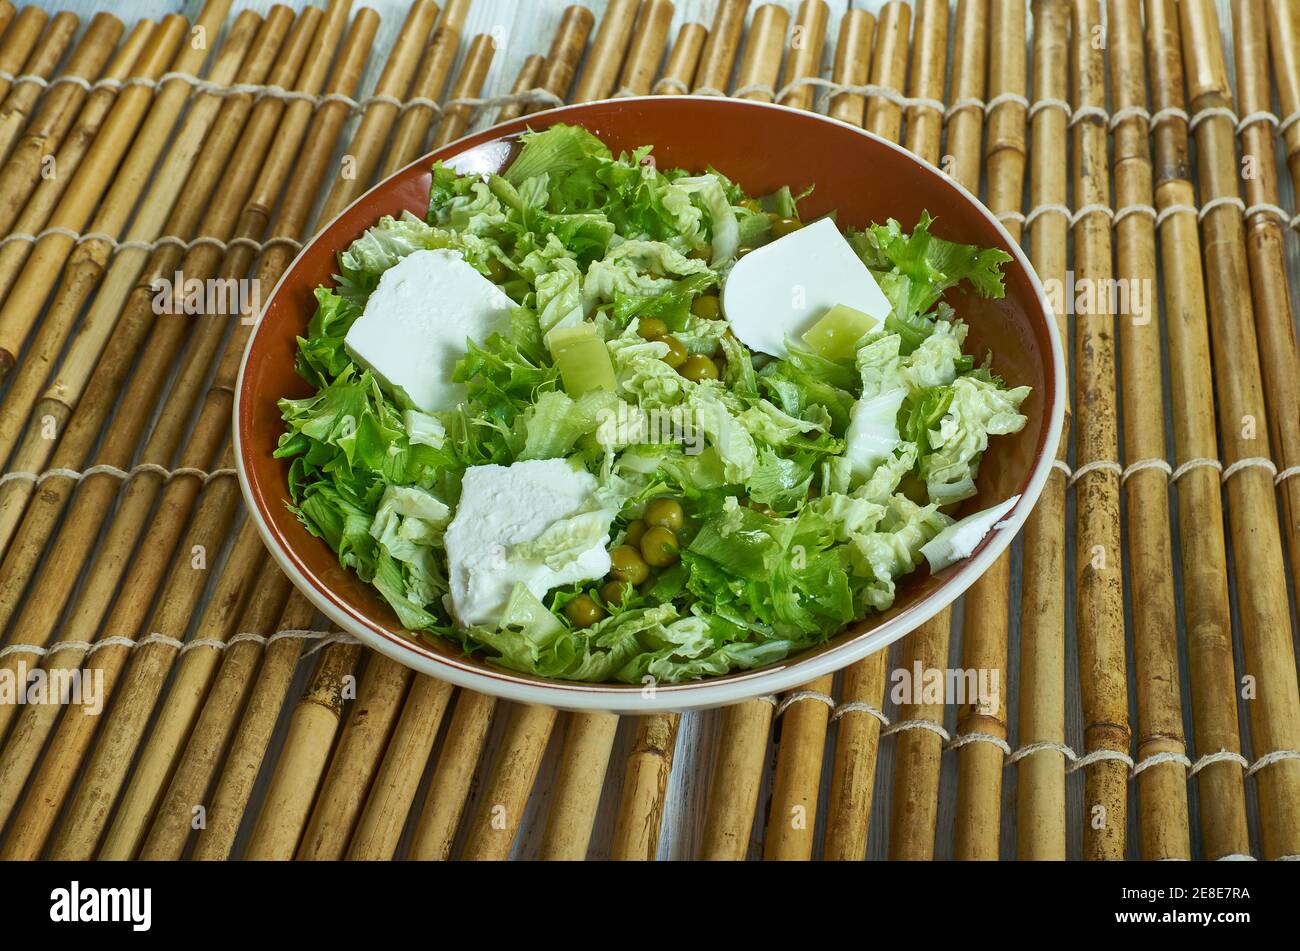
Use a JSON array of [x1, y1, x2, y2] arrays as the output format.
[[276, 123, 1030, 684]]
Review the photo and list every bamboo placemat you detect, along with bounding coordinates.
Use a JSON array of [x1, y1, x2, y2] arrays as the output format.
[[0, 0, 1296, 861]]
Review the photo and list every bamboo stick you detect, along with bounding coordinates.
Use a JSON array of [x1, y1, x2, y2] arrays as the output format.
[[694, 0, 748, 94], [0, 5, 254, 472], [531, 5, 594, 108], [0, 11, 117, 173], [407, 690, 497, 859], [863, 1, 908, 140], [886, 0, 953, 862], [1269, 0, 1300, 190], [827, 9, 873, 126], [764, 676, 831, 860], [573, 0, 639, 102], [1107, 0, 1189, 861], [496, 53, 544, 122], [984, 0, 1027, 227], [821, 1, 910, 861], [0, 13, 193, 374], [0, 9, 296, 737], [733, 4, 788, 102], [948, 0, 1010, 863], [296, 652, 411, 860], [1142, 0, 1250, 860], [183, 592, 321, 859], [0, 10, 79, 165], [460, 704, 557, 860], [316, 0, 438, 224], [1015, 0, 1070, 861], [1180, 0, 1300, 861], [92, 545, 288, 860], [1071, 0, 1130, 861], [2, 459, 248, 860], [615, 0, 674, 97], [1236, 0, 1300, 618], [610, 713, 680, 859], [96, 528, 295, 859], [68, 518, 281, 860], [0, 16, 149, 259], [776, 0, 827, 110], [243, 639, 364, 860], [888, 633, 950, 854], [0, 5, 304, 690], [0, 3, 18, 52], [943, 0, 988, 260], [381, 0, 468, 176], [0, 9, 327, 857], [699, 699, 771, 859], [0, 8, 292, 745], [655, 21, 706, 95], [0, 16, 124, 392], [144, 591, 318, 860], [902, 0, 947, 159], [347, 676, 455, 860], [0, 7, 48, 104], [0, 3, 283, 503], [538, 711, 620, 860], [430, 33, 496, 146]]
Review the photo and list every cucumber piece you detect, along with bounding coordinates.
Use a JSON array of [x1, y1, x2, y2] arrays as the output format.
[[801, 303, 877, 361], [546, 323, 617, 396]]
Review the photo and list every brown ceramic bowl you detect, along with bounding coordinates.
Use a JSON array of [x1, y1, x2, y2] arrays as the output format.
[[235, 97, 1064, 713]]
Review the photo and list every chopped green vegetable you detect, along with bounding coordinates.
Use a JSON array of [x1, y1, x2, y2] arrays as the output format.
[[546, 322, 617, 397], [278, 123, 1030, 684], [802, 303, 878, 361]]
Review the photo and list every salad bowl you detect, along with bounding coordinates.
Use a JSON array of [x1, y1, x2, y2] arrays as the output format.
[[235, 96, 1064, 713]]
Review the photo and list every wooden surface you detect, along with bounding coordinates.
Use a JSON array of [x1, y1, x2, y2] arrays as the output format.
[[1, 0, 1296, 859]]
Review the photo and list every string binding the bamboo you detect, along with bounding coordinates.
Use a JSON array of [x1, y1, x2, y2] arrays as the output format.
[[761, 686, 1299, 788], [0, 228, 305, 255], [13, 67, 1299, 153], [0, 629, 357, 661], [0, 67, 568, 118], [0, 462, 237, 489]]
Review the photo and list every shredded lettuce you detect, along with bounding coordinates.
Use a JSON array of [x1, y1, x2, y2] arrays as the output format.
[[278, 123, 1030, 684]]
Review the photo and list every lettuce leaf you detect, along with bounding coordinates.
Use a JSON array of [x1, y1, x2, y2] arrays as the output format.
[[503, 124, 612, 186], [278, 123, 1033, 685], [921, 376, 1030, 504]]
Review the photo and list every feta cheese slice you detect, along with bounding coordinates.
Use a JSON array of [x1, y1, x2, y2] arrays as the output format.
[[920, 495, 1020, 572], [721, 218, 891, 358], [443, 459, 615, 628], [343, 248, 514, 413]]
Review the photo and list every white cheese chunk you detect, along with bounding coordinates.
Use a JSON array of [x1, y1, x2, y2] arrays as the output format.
[[443, 459, 615, 628], [343, 248, 514, 413], [721, 218, 892, 358], [844, 386, 908, 479], [920, 495, 1020, 572]]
